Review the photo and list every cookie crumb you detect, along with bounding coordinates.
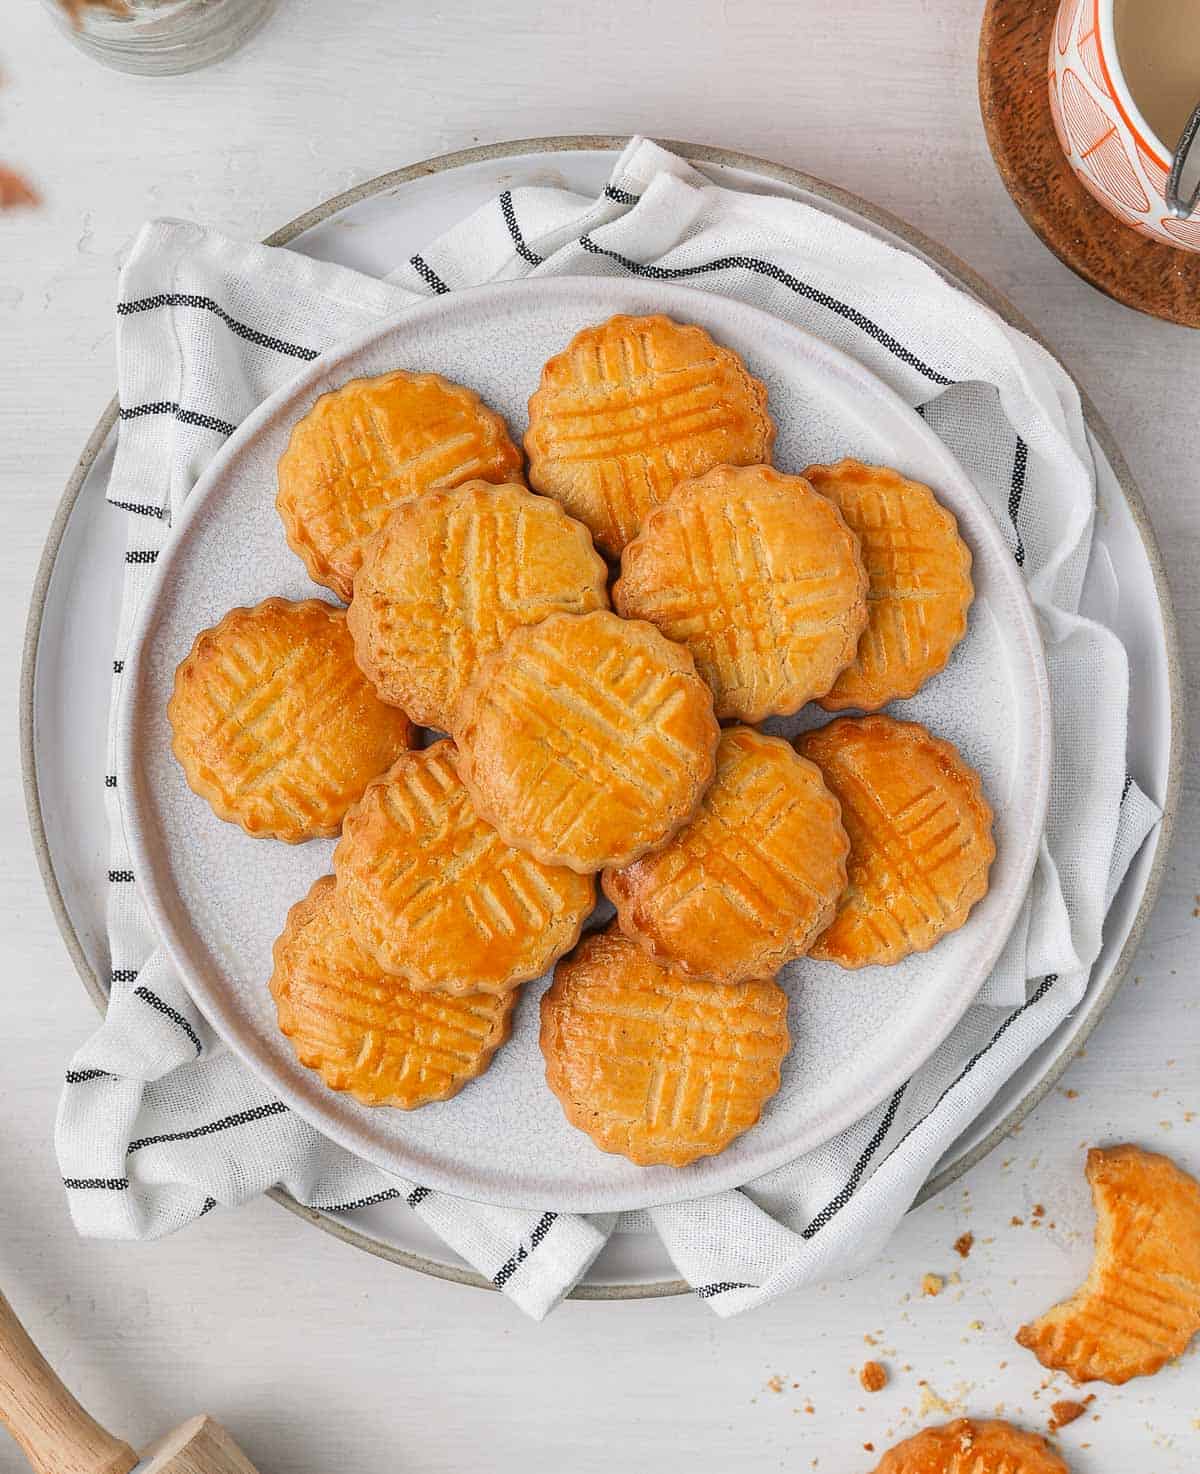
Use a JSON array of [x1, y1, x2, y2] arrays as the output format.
[[766, 1374, 784, 1394], [859, 1361, 888, 1393], [921, 1273, 944, 1297], [953, 1231, 974, 1258], [1032, 1203, 1046, 1218], [863, 1444, 875, 1453], [1049, 1395, 1095, 1432], [1010, 1215, 1024, 1226], [918, 1381, 955, 1417]]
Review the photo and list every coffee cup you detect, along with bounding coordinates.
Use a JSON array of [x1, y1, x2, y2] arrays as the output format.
[[1050, 0, 1200, 249]]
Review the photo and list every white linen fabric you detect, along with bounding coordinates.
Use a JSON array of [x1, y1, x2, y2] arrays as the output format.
[[55, 138, 1162, 1319]]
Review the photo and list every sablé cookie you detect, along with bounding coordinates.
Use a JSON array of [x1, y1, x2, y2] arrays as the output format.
[[803, 459, 973, 712], [168, 598, 413, 844], [270, 877, 514, 1109], [277, 369, 524, 601], [332, 741, 594, 996], [540, 927, 790, 1167], [347, 480, 609, 730], [870, 1419, 1069, 1474], [525, 314, 775, 555], [796, 716, 994, 969], [614, 464, 869, 722], [454, 609, 719, 874], [1016, 1144, 1200, 1385], [603, 727, 849, 985]]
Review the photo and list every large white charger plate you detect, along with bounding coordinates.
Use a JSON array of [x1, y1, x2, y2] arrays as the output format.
[[115, 273, 1050, 1213], [24, 138, 1180, 1290]]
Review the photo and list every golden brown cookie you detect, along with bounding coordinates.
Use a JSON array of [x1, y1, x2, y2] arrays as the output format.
[[454, 609, 719, 874], [167, 598, 413, 844], [525, 314, 775, 555], [1016, 1144, 1200, 1385], [870, 1419, 1069, 1474], [540, 927, 790, 1167], [270, 877, 514, 1108], [795, 716, 994, 969], [802, 459, 973, 712], [277, 369, 524, 601], [603, 727, 848, 985], [614, 464, 869, 722], [332, 740, 594, 995], [347, 480, 609, 730]]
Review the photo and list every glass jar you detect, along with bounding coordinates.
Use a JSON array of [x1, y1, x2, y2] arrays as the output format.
[[42, 0, 278, 76]]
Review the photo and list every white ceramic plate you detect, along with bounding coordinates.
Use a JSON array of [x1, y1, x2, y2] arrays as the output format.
[[116, 273, 1050, 1213]]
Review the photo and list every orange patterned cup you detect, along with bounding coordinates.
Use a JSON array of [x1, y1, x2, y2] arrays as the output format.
[[1050, 0, 1200, 250]]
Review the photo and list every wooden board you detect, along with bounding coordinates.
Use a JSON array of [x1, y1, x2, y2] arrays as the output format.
[[979, 0, 1200, 328]]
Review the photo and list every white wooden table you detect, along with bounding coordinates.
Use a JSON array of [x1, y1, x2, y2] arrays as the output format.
[[2, 3, 1197, 1470]]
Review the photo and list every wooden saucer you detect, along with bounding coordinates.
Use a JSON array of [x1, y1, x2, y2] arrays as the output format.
[[980, 0, 1200, 327]]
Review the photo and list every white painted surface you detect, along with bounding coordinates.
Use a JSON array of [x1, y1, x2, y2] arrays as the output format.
[[1, 3, 1197, 1471]]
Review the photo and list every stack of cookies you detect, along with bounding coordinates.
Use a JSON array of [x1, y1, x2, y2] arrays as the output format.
[[167, 312, 994, 1168]]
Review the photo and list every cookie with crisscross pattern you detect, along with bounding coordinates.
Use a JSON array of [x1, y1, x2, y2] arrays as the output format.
[[1016, 1145, 1200, 1385], [540, 927, 790, 1167], [614, 464, 869, 722], [333, 740, 594, 994], [168, 598, 413, 843], [277, 369, 524, 601], [525, 314, 775, 555], [348, 480, 609, 730], [271, 877, 514, 1108], [870, 1419, 1069, 1474], [454, 609, 720, 874], [803, 459, 973, 712], [603, 726, 848, 984], [795, 716, 994, 969]]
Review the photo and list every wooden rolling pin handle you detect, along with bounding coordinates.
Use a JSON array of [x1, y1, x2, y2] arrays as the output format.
[[0, 1290, 138, 1474]]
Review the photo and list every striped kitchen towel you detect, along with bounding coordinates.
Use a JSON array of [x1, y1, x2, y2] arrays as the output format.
[[56, 138, 1161, 1318]]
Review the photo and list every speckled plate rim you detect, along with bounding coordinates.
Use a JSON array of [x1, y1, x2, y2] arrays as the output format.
[[20, 134, 1184, 1300]]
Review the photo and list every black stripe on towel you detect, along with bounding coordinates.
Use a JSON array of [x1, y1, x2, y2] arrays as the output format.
[[133, 984, 203, 1055], [577, 236, 954, 387], [1008, 436, 1028, 567], [63, 1177, 129, 1190], [802, 1082, 909, 1239], [112, 660, 124, 674], [104, 775, 117, 788], [317, 1188, 405, 1214], [118, 402, 237, 437], [409, 254, 450, 295], [604, 184, 641, 204], [199, 1196, 218, 1216], [110, 499, 168, 519], [126, 1101, 287, 1156], [108, 869, 135, 883], [493, 1211, 557, 1287], [110, 968, 139, 983], [500, 191, 544, 265], [125, 549, 159, 565], [117, 294, 319, 361], [65, 1068, 112, 1084], [694, 1281, 757, 1299]]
